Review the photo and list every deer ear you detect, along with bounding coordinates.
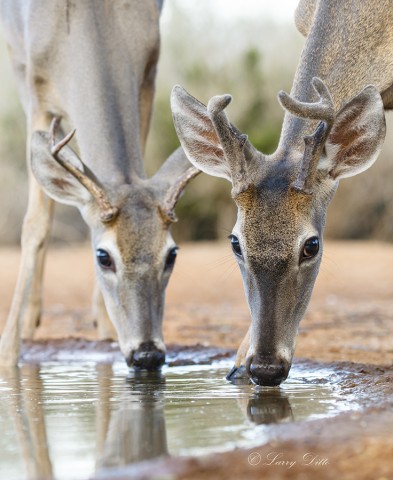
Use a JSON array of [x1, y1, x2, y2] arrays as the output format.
[[171, 85, 232, 182], [31, 131, 92, 208], [322, 86, 386, 180], [152, 147, 200, 222]]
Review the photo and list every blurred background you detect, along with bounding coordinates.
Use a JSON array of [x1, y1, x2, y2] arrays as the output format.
[[0, 0, 392, 245]]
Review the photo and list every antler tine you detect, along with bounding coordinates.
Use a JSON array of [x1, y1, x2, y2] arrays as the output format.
[[207, 95, 249, 186], [207, 95, 248, 149], [49, 117, 119, 222], [161, 166, 200, 223], [277, 78, 336, 194], [278, 77, 335, 124], [291, 120, 329, 194], [50, 119, 77, 155]]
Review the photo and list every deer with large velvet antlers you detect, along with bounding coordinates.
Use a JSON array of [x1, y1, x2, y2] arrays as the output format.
[[171, 0, 391, 385], [0, 0, 198, 368]]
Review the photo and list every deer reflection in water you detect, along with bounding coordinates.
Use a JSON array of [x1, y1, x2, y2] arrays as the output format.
[[244, 392, 293, 425], [1, 365, 169, 479], [1, 365, 52, 479], [95, 366, 168, 470], [0, 364, 295, 479]]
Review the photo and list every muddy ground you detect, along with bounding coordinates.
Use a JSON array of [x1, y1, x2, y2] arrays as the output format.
[[1, 241, 393, 479]]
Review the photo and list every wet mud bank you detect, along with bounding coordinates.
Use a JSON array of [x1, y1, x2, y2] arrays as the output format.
[[95, 407, 393, 480], [18, 339, 393, 480], [20, 338, 235, 366]]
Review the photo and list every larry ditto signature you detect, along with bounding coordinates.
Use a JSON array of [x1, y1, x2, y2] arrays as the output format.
[[248, 451, 329, 469]]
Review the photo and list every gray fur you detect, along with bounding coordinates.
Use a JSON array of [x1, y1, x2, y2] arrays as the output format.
[[0, 0, 197, 367], [283, 0, 393, 151]]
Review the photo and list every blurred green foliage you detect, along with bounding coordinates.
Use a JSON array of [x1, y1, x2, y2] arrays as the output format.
[[145, 2, 301, 240], [0, 1, 392, 245]]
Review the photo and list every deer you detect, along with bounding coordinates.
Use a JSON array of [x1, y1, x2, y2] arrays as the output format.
[[0, 0, 198, 368], [171, 0, 392, 386]]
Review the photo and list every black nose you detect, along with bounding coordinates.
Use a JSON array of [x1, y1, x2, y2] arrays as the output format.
[[127, 342, 165, 370], [247, 356, 290, 386]]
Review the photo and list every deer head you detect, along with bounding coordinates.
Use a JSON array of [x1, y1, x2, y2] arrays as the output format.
[[30, 119, 199, 369], [171, 77, 385, 385]]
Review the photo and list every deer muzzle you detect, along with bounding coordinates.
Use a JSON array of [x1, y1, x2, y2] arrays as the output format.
[[243, 268, 299, 386], [126, 341, 166, 370], [247, 354, 291, 386]]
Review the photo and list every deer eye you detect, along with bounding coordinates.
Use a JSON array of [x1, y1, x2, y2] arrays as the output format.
[[165, 247, 178, 270], [96, 249, 115, 271], [229, 235, 242, 257], [301, 237, 319, 261]]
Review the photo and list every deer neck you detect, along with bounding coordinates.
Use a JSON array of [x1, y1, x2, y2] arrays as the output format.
[[20, 0, 161, 185], [278, 0, 393, 154]]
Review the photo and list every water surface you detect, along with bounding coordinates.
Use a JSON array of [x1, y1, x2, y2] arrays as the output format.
[[0, 361, 358, 480]]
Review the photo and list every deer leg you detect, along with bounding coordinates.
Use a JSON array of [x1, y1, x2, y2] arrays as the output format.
[[19, 140, 54, 341], [21, 364, 53, 478], [226, 327, 250, 382], [92, 284, 117, 340], [0, 119, 54, 365], [95, 364, 113, 471], [21, 230, 51, 339]]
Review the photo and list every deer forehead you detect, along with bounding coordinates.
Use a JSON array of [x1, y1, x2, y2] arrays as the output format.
[[114, 201, 170, 265], [234, 182, 316, 265], [235, 174, 314, 220], [90, 185, 170, 263]]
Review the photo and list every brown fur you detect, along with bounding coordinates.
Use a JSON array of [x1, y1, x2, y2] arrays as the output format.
[[171, 2, 387, 383]]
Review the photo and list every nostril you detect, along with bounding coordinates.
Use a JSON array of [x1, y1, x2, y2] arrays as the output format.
[[133, 350, 165, 370], [128, 342, 165, 370], [248, 359, 290, 387]]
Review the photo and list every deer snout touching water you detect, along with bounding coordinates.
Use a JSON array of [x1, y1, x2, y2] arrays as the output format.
[[171, 78, 386, 386], [31, 122, 197, 370], [0, 0, 198, 368]]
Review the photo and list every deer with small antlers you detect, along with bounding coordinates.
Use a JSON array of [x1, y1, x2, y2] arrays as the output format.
[[171, 0, 392, 385], [0, 0, 198, 368]]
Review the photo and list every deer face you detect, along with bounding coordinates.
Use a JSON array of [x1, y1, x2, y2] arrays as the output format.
[[85, 183, 177, 368], [31, 126, 198, 370], [229, 162, 335, 385], [171, 78, 385, 385]]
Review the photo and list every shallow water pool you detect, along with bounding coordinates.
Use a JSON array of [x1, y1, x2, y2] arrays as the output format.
[[0, 360, 359, 480]]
